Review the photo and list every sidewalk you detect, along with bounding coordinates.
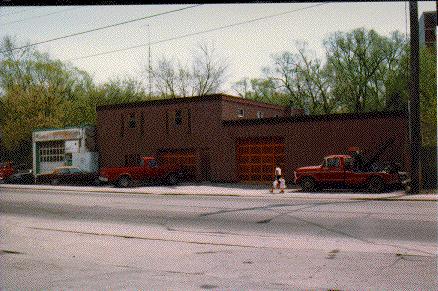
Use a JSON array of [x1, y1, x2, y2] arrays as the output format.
[[1, 182, 437, 201]]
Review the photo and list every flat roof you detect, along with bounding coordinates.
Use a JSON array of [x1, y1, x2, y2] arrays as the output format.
[[32, 125, 94, 133], [222, 110, 407, 126], [96, 93, 286, 111]]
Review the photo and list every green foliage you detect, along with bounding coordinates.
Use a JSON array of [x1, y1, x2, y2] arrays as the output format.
[[0, 35, 147, 158], [235, 28, 409, 115], [418, 47, 437, 147], [324, 29, 407, 113]]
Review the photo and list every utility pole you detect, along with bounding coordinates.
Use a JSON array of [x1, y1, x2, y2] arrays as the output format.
[[409, 1, 421, 194], [147, 24, 152, 98]]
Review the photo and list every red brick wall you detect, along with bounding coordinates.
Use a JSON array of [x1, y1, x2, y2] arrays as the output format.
[[222, 113, 409, 183], [96, 96, 408, 184]]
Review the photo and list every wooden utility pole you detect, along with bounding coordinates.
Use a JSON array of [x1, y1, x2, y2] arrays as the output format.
[[409, 1, 421, 194]]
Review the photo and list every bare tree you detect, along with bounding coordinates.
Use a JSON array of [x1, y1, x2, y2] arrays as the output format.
[[147, 42, 228, 98], [149, 57, 178, 98], [192, 43, 228, 96]]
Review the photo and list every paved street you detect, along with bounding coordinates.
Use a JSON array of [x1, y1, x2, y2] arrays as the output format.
[[0, 187, 437, 290]]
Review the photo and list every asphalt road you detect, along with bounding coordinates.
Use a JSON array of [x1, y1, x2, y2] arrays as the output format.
[[0, 188, 437, 290]]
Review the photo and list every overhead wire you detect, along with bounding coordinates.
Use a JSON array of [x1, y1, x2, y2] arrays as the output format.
[[0, 7, 36, 18], [67, 3, 329, 62], [0, 6, 83, 26], [1, 4, 203, 53]]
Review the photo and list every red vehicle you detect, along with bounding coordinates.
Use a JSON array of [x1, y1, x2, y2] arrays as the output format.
[[0, 161, 14, 182], [294, 154, 405, 193], [98, 156, 182, 187]]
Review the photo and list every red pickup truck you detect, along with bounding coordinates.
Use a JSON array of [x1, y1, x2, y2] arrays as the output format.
[[98, 156, 182, 187], [294, 154, 404, 193]]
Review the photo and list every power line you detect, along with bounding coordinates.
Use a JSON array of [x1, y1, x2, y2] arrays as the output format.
[[0, 6, 83, 26], [67, 3, 329, 62], [1, 4, 203, 54], [0, 7, 37, 18]]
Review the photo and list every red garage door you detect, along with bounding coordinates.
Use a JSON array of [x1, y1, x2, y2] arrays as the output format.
[[236, 137, 285, 183]]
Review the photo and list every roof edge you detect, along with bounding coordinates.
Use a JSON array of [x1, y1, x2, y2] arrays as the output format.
[[222, 110, 407, 126]]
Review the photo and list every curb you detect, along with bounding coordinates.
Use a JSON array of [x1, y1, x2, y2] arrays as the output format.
[[0, 184, 436, 201]]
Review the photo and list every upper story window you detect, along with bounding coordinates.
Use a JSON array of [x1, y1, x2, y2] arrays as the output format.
[[120, 114, 124, 137], [175, 109, 182, 126], [237, 108, 244, 118], [187, 109, 191, 134], [140, 112, 145, 134], [256, 111, 264, 119], [129, 113, 136, 128]]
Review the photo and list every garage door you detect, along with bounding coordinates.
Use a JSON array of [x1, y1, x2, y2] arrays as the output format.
[[236, 137, 285, 183], [37, 141, 65, 175], [159, 149, 198, 180]]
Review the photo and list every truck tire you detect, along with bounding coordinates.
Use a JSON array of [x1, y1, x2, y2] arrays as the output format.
[[301, 177, 316, 192], [368, 177, 384, 193], [117, 176, 131, 188], [51, 179, 59, 186], [166, 173, 178, 186]]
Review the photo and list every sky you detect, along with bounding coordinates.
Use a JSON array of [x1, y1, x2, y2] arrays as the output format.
[[0, 2, 435, 94]]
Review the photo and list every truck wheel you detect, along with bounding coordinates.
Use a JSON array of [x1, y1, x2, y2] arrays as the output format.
[[368, 177, 384, 193], [51, 179, 59, 186], [117, 176, 131, 188], [301, 177, 316, 192], [166, 173, 178, 186]]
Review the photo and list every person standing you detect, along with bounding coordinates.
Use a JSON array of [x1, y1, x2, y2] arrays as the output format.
[[270, 164, 282, 193], [279, 175, 286, 193]]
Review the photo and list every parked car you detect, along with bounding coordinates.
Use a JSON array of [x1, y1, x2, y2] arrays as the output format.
[[99, 156, 183, 187], [294, 154, 405, 193], [0, 161, 15, 183], [37, 166, 100, 186], [4, 169, 34, 184]]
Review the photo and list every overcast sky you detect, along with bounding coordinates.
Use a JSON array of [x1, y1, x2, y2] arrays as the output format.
[[0, 2, 435, 94]]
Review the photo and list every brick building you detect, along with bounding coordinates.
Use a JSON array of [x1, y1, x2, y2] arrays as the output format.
[[96, 94, 408, 184], [419, 11, 437, 49]]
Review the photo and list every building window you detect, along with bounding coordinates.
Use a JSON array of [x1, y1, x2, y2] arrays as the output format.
[[175, 109, 182, 126], [120, 114, 124, 137], [129, 113, 136, 128], [165, 111, 169, 134], [140, 112, 145, 135], [237, 108, 244, 118], [256, 111, 264, 119], [187, 109, 191, 134]]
